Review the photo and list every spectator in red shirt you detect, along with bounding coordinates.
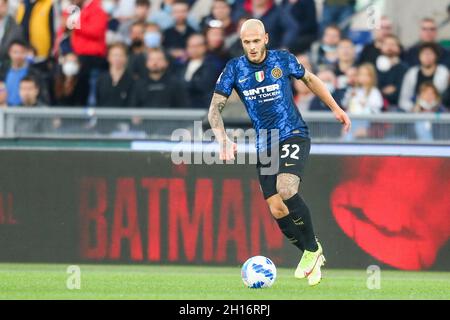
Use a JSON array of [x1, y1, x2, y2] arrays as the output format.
[[70, 0, 109, 106]]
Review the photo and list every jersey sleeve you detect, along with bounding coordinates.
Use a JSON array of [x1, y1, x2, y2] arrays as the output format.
[[287, 53, 306, 80], [214, 60, 236, 97]]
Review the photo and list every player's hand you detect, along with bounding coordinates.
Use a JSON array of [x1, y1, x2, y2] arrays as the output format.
[[219, 138, 237, 161], [334, 109, 351, 133]]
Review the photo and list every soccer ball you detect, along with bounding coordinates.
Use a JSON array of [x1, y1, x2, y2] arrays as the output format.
[[241, 256, 277, 289]]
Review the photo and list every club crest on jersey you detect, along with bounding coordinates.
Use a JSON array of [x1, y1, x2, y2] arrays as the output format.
[[255, 71, 265, 82], [271, 67, 283, 79]]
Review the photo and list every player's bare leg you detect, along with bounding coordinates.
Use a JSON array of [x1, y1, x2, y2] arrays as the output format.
[[276, 173, 325, 286]]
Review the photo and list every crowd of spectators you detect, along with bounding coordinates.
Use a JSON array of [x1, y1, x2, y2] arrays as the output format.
[[0, 0, 449, 120]]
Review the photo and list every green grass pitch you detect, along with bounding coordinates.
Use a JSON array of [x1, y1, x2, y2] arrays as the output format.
[[0, 264, 449, 300]]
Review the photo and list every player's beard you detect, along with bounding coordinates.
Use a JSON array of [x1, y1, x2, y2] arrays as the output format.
[[245, 45, 267, 64]]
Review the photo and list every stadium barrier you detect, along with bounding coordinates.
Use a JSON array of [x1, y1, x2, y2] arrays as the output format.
[[0, 148, 449, 271], [0, 108, 450, 143]]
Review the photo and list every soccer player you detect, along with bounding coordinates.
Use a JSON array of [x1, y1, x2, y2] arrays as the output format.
[[208, 19, 351, 286]]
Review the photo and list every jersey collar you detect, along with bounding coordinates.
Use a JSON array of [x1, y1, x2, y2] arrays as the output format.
[[245, 49, 269, 66]]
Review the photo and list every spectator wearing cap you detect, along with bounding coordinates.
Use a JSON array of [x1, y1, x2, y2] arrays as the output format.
[[96, 43, 136, 107], [399, 42, 449, 112], [0, 0, 24, 65], [135, 48, 188, 108], [404, 18, 450, 68], [375, 35, 408, 109]]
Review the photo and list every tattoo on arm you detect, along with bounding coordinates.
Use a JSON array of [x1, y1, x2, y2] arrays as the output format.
[[208, 93, 228, 141], [301, 72, 313, 86]]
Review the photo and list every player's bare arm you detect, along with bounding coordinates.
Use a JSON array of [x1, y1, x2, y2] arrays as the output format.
[[301, 70, 352, 132], [208, 93, 237, 161]]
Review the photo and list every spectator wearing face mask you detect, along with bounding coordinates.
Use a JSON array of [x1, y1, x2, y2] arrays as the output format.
[[52, 52, 87, 106], [375, 34, 408, 109], [399, 42, 449, 112], [310, 24, 342, 69], [309, 68, 345, 111], [128, 22, 164, 79], [118, 0, 151, 44], [96, 43, 136, 107], [413, 82, 447, 141], [413, 82, 447, 113]]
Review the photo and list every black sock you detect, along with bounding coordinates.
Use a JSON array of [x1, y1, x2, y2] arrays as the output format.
[[275, 215, 305, 251], [283, 194, 318, 252]]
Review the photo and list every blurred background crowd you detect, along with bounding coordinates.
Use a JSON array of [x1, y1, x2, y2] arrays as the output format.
[[0, 0, 449, 120]]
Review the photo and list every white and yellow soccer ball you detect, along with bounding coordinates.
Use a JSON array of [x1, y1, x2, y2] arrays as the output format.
[[241, 256, 277, 289]]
